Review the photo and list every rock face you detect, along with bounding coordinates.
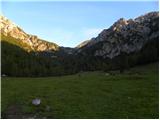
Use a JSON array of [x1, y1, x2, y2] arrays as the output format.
[[76, 40, 91, 49], [78, 11, 159, 59], [0, 15, 59, 52], [32, 98, 41, 106]]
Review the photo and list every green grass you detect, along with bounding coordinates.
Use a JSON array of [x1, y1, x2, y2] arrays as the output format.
[[1, 63, 159, 118]]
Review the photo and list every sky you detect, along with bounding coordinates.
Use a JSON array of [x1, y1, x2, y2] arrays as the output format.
[[1, 0, 159, 47]]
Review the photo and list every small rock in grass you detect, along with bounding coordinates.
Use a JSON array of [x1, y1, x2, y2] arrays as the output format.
[[105, 73, 110, 76], [32, 98, 41, 106]]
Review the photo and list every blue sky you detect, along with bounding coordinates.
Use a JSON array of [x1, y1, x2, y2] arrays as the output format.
[[1, 1, 159, 47]]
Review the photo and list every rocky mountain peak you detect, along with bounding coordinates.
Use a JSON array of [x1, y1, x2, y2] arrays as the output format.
[[77, 11, 159, 59], [112, 18, 128, 30], [135, 12, 159, 24], [0, 15, 17, 29], [0, 15, 59, 52], [1, 15, 28, 40]]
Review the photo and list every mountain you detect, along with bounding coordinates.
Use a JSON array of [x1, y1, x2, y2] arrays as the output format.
[[0, 15, 59, 52], [77, 11, 159, 59], [76, 40, 91, 49], [1, 11, 159, 77], [1, 15, 65, 77]]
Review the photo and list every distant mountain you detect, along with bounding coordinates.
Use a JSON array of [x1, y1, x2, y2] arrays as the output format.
[[76, 40, 91, 49], [0, 15, 59, 52], [77, 11, 159, 59]]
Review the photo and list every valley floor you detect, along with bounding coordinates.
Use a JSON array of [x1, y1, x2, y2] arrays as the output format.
[[1, 63, 159, 118]]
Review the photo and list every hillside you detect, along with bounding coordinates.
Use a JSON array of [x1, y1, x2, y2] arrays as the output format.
[[77, 12, 158, 58], [0, 15, 59, 52], [75, 11, 159, 71], [1, 11, 159, 77]]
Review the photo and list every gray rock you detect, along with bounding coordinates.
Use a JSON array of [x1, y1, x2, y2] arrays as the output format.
[[32, 98, 41, 106]]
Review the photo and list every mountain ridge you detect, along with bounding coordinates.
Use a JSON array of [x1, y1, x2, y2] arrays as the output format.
[[1, 11, 159, 77], [77, 11, 159, 59], [0, 15, 59, 52]]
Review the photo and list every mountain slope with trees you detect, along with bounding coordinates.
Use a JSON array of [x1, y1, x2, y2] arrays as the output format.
[[76, 11, 159, 72], [1, 11, 159, 77]]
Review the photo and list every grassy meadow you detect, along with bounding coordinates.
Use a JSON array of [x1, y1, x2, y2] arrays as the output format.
[[1, 63, 159, 118]]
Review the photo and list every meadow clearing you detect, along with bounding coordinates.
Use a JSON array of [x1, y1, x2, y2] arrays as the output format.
[[1, 63, 159, 118]]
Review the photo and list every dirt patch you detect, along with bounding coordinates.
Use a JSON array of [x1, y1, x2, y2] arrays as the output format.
[[2, 104, 35, 119]]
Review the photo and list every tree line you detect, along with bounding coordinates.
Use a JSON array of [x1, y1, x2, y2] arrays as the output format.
[[1, 36, 158, 77]]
